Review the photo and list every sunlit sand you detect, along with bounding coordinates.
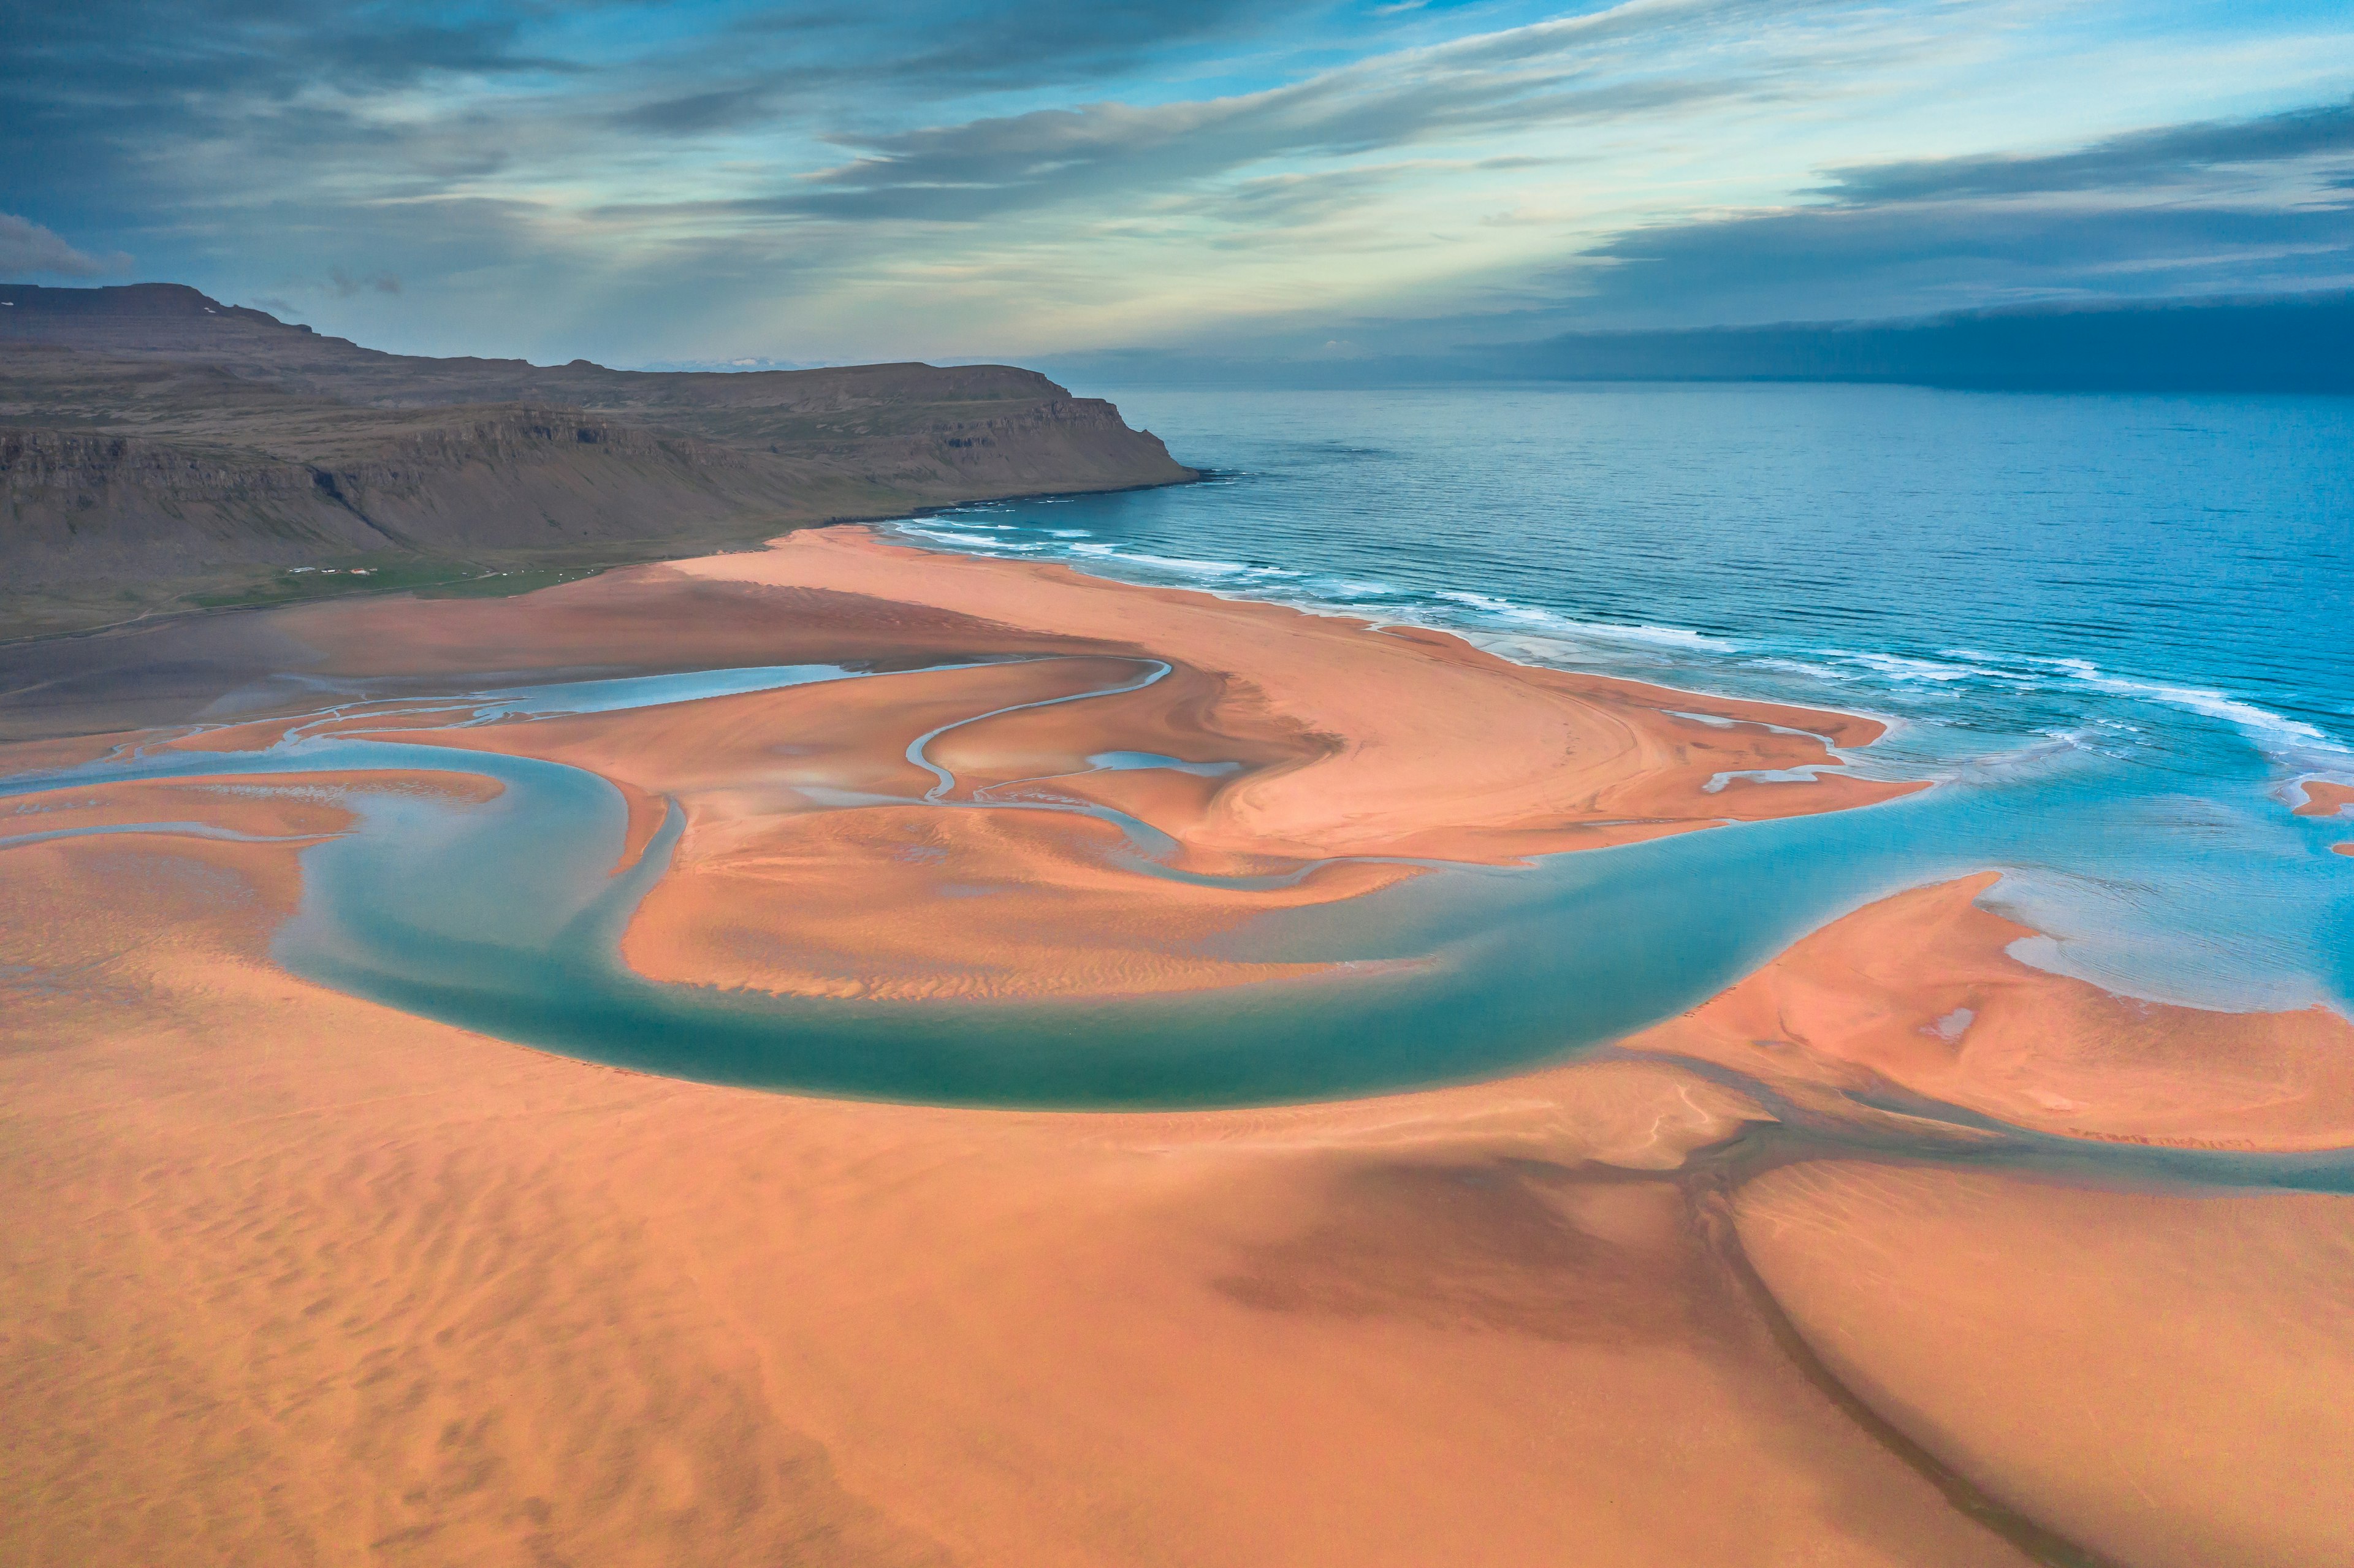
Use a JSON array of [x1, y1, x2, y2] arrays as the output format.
[[2, 529, 2348, 1567]]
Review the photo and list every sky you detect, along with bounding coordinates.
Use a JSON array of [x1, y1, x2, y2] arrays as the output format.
[[4, 0, 2353, 368]]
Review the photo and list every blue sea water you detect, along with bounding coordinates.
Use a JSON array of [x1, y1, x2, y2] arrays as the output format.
[[907, 384, 2352, 759], [5, 384, 2350, 1148], [893, 383, 2354, 1014]]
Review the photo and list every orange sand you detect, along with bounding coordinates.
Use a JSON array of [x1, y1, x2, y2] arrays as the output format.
[[278, 572, 1110, 680], [666, 528, 1919, 863], [2295, 778, 2354, 817], [2297, 778, 2354, 854], [2, 828, 2057, 1568], [7, 536, 2348, 1566], [1739, 1162, 2354, 1568], [1, 770, 502, 848], [1618, 873, 2354, 1150], [7, 819, 2348, 1562], [0, 731, 143, 776], [321, 527, 1921, 999]]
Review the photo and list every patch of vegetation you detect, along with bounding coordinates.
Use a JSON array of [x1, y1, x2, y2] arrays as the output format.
[[411, 566, 609, 599]]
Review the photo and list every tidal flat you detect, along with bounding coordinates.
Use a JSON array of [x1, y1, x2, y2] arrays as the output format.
[[3, 519, 2351, 1566]]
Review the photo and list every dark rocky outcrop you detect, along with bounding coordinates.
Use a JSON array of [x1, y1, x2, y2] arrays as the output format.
[[0, 283, 1194, 635]]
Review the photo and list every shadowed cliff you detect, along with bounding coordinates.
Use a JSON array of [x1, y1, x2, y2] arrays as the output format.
[[0, 283, 1194, 637]]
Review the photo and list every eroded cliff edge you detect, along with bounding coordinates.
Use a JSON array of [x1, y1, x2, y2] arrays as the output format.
[[0, 283, 1194, 636]]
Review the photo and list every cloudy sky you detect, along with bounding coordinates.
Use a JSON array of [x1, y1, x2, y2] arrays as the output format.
[[4, 0, 2352, 366]]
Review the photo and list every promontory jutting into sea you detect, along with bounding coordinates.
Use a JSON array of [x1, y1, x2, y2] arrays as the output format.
[[3, 3, 2351, 1565]]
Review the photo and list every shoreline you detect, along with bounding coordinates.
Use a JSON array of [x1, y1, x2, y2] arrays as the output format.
[[2, 525, 2338, 1093], [876, 511, 1921, 753]]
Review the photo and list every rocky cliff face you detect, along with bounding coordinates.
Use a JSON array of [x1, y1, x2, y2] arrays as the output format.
[[1, 411, 818, 589], [0, 283, 1195, 633]]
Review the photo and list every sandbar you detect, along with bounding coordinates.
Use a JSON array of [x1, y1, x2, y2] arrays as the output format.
[[2296, 778, 2354, 853], [322, 526, 1921, 999], [1617, 872, 2354, 1150]]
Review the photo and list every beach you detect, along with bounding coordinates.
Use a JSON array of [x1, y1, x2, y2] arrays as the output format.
[[4, 525, 2352, 1566]]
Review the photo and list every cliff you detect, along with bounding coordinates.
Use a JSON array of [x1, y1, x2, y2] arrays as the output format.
[[0, 283, 1194, 636]]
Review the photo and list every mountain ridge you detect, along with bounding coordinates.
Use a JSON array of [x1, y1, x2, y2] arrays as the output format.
[[0, 283, 1195, 639]]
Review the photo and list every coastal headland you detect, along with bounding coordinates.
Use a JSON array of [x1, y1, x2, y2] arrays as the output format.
[[4, 529, 2352, 1566], [0, 283, 1195, 639]]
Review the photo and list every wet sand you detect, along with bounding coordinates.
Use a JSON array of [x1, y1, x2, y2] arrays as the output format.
[[303, 527, 1919, 1000], [2296, 779, 2354, 816], [6, 535, 2352, 1566], [1, 771, 503, 847], [1618, 873, 2354, 1151], [8, 797, 2348, 1566], [3, 822, 2049, 1568], [2298, 778, 2354, 853], [662, 528, 1917, 862], [1739, 1162, 2354, 1568]]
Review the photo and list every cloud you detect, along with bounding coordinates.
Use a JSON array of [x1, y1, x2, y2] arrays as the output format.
[[1817, 99, 2354, 205], [603, 0, 1857, 227], [0, 212, 128, 278], [610, 85, 781, 136], [718, 0, 1322, 96], [779, 80, 1740, 223], [1574, 202, 2354, 322], [4, 0, 2350, 363], [6, 0, 563, 99], [1540, 98, 2354, 327], [328, 267, 405, 298]]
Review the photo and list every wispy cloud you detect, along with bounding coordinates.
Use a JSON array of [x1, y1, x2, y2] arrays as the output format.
[[328, 266, 404, 298], [0, 212, 129, 278], [1817, 99, 2354, 205], [2, 0, 2350, 362], [1541, 97, 2354, 327]]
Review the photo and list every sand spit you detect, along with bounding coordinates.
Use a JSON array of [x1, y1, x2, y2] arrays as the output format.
[[7, 826, 2062, 1568], [1620, 873, 2354, 1151], [1739, 1162, 2354, 1568], [310, 525, 1921, 999], [1, 771, 503, 845], [666, 527, 1919, 863]]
